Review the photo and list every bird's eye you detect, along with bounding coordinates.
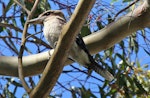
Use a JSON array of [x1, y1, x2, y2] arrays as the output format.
[[44, 12, 51, 16]]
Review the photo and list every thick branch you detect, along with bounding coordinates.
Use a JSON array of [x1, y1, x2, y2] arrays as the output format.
[[84, 0, 150, 54], [0, 51, 73, 77], [0, 0, 150, 78]]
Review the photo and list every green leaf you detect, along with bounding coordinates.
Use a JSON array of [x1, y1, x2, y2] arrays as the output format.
[[71, 90, 77, 98], [119, 40, 126, 55], [22, 93, 28, 98], [96, 21, 104, 30], [4, 0, 14, 13], [133, 77, 147, 94], [81, 25, 91, 37], [116, 53, 129, 68], [133, 39, 139, 54], [118, 73, 126, 87], [99, 86, 105, 98], [80, 86, 96, 98], [111, 0, 118, 3], [123, 0, 133, 3], [108, 14, 113, 23], [136, 59, 141, 68], [20, 13, 26, 27], [0, 26, 3, 32], [39, 0, 51, 11], [126, 75, 135, 91]]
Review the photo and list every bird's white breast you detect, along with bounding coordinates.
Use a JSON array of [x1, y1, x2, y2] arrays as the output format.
[[43, 17, 64, 48], [43, 16, 90, 66]]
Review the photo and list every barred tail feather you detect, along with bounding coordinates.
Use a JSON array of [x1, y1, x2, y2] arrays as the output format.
[[91, 63, 114, 81]]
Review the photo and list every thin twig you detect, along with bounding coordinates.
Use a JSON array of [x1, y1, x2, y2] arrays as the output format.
[[0, 23, 22, 32], [26, 31, 43, 40], [0, 23, 50, 48], [2, 38, 18, 55], [70, 65, 103, 82], [113, 0, 140, 20], [18, 0, 40, 94], [13, 0, 30, 15], [57, 81, 71, 91]]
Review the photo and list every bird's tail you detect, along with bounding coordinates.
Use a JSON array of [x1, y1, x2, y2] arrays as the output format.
[[89, 62, 114, 81]]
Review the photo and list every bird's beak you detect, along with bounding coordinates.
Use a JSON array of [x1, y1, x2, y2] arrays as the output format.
[[28, 16, 46, 24]]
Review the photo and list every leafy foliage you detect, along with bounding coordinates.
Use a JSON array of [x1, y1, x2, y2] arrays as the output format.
[[0, 0, 150, 98]]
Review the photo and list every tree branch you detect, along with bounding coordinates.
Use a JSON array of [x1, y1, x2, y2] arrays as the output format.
[[84, 0, 150, 54], [18, 0, 40, 94], [14, 0, 30, 15], [0, 0, 150, 81], [29, 0, 96, 97], [0, 23, 50, 48], [113, 0, 140, 20]]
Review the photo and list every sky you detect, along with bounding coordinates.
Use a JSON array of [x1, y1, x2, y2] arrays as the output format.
[[0, 0, 150, 98]]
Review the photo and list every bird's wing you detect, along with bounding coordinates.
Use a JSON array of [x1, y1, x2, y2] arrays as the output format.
[[75, 34, 114, 81], [76, 34, 92, 58]]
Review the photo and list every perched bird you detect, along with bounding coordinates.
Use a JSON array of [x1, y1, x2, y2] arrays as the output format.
[[28, 10, 114, 81]]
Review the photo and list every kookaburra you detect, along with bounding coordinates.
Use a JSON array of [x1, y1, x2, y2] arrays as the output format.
[[28, 10, 114, 81]]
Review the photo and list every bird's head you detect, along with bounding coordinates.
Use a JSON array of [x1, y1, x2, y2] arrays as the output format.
[[28, 10, 65, 24]]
